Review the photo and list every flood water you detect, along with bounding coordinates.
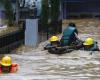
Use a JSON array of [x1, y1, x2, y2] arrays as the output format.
[[0, 48, 100, 80], [0, 19, 100, 80]]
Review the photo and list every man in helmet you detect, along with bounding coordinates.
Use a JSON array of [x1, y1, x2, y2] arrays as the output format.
[[68, 22, 78, 34], [60, 23, 80, 47], [44, 36, 61, 50], [76, 38, 99, 51], [0, 56, 18, 73]]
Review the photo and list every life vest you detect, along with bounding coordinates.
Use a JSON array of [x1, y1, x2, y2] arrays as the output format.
[[60, 26, 77, 46], [0, 63, 18, 74]]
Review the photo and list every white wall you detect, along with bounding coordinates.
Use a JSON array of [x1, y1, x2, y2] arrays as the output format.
[[25, 19, 38, 47]]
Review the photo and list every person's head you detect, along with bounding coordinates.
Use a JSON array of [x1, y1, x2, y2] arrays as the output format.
[[49, 36, 59, 46], [83, 38, 94, 48], [0, 56, 12, 73], [68, 23, 76, 27]]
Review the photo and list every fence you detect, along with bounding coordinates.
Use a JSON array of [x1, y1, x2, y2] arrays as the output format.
[[0, 29, 24, 53]]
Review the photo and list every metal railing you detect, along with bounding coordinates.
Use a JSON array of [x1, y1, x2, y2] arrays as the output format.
[[0, 29, 24, 53]]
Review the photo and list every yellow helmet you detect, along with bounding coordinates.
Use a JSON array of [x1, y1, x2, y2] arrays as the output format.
[[83, 38, 94, 45], [1, 56, 12, 66], [49, 36, 59, 42]]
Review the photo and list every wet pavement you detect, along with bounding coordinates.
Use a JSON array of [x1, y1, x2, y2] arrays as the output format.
[[0, 19, 100, 80]]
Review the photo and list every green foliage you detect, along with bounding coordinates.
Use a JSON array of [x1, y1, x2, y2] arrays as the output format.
[[50, 0, 61, 34], [40, 0, 61, 34], [50, 0, 60, 22], [1, 0, 14, 26], [40, 0, 49, 31]]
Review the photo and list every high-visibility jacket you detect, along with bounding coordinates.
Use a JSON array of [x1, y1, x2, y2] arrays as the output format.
[[60, 26, 78, 46], [0, 63, 18, 74]]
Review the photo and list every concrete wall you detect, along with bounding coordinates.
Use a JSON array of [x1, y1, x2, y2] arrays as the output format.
[[25, 19, 38, 47]]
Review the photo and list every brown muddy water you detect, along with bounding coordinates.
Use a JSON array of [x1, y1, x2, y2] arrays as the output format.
[[0, 19, 100, 80]]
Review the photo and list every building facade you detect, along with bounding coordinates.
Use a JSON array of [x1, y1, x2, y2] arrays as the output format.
[[62, 0, 100, 19]]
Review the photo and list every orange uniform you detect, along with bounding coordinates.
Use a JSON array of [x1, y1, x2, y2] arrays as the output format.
[[0, 63, 18, 74]]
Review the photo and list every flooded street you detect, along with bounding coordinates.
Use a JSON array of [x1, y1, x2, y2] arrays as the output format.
[[0, 19, 100, 80], [0, 48, 100, 80]]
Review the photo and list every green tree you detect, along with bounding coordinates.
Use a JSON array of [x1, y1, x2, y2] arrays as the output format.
[[40, 0, 49, 32], [50, 0, 60, 22], [0, 0, 14, 26], [50, 0, 62, 34]]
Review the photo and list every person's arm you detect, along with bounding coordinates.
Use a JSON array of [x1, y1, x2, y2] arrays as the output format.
[[74, 32, 83, 42], [90, 42, 100, 51], [90, 42, 100, 55], [74, 32, 78, 39], [44, 44, 52, 50], [10, 63, 18, 73]]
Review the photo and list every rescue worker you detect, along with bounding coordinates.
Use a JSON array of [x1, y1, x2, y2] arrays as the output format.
[[68, 22, 78, 34], [76, 38, 99, 51], [0, 56, 18, 73], [44, 36, 74, 54], [49, 36, 60, 47], [44, 36, 60, 50], [60, 23, 80, 46]]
